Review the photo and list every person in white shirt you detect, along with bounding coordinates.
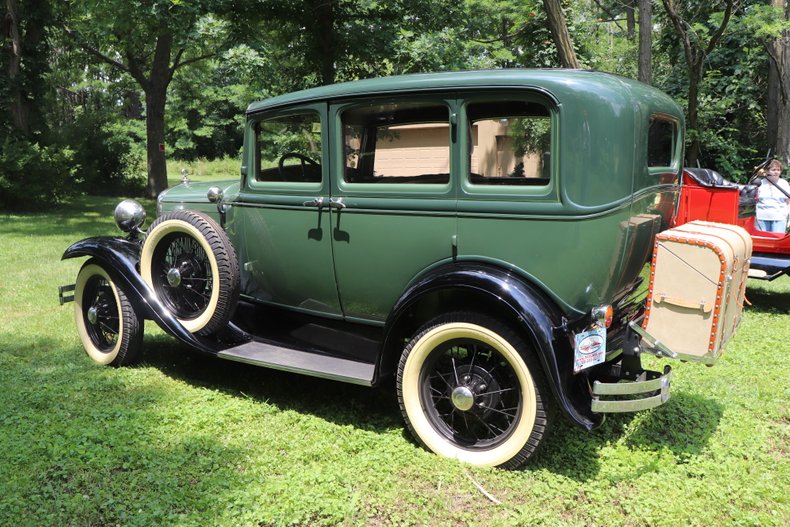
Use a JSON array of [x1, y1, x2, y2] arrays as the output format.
[[755, 159, 790, 233]]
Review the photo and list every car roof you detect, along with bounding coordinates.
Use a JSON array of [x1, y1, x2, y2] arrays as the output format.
[[246, 69, 673, 115]]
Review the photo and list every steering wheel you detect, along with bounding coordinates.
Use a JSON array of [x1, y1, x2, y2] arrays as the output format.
[[278, 152, 319, 181]]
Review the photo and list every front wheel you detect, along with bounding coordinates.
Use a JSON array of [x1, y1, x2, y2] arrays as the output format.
[[397, 312, 553, 469], [74, 261, 143, 366]]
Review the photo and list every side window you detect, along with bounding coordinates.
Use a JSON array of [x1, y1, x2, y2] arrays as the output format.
[[467, 101, 551, 186], [255, 112, 322, 183], [648, 117, 676, 168], [342, 102, 450, 184]]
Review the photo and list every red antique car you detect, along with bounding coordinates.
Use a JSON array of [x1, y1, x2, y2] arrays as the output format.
[[674, 165, 790, 280]]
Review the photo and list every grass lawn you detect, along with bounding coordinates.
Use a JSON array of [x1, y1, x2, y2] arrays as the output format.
[[0, 196, 787, 527], [166, 157, 240, 187]]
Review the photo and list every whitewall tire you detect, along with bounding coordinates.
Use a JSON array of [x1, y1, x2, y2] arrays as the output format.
[[140, 210, 239, 336], [74, 261, 143, 366], [397, 312, 553, 469]]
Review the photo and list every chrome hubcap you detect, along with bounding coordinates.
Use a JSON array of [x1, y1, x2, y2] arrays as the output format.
[[87, 306, 99, 325], [166, 268, 182, 287], [451, 386, 475, 411]]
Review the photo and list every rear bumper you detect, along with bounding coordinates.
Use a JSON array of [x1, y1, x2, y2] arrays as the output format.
[[591, 365, 672, 413]]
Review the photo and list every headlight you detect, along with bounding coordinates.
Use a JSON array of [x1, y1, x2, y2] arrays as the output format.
[[114, 199, 146, 233]]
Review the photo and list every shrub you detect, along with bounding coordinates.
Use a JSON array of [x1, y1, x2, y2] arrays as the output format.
[[59, 114, 147, 196], [0, 136, 76, 211]]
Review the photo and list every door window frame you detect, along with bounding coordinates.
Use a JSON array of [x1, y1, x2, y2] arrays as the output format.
[[244, 102, 329, 196], [330, 95, 459, 200]]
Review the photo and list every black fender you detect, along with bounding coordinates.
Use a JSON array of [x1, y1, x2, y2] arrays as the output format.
[[62, 236, 227, 354], [380, 262, 603, 431]]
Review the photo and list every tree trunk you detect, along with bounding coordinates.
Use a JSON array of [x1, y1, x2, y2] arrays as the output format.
[[144, 86, 168, 198], [686, 64, 702, 166], [626, 0, 635, 40], [542, 0, 580, 68], [767, 0, 790, 164], [661, 0, 734, 166], [638, 0, 652, 84], [4, 0, 29, 134], [66, 15, 218, 197], [313, 0, 336, 85], [143, 31, 174, 198], [776, 62, 790, 166]]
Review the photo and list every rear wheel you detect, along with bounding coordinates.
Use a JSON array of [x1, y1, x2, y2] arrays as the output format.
[[397, 312, 552, 468], [140, 210, 239, 336], [74, 261, 142, 366]]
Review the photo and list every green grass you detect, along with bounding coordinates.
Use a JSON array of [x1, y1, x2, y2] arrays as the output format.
[[0, 196, 788, 526], [167, 157, 241, 187]]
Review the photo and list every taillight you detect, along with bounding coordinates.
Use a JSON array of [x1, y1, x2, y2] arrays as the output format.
[[592, 304, 614, 328]]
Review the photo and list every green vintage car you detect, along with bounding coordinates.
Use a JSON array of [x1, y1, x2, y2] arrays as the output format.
[[61, 69, 691, 468]]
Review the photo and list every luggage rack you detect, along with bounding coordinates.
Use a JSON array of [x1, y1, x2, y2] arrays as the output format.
[[630, 318, 721, 366]]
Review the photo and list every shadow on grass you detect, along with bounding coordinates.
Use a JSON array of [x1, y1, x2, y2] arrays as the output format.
[[0, 335, 256, 525], [623, 392, 724, 458], [139, 335, 723, 482], [526, 392, 722, 481], [139, 335, 403, 434], [744, 279, 790, 315]]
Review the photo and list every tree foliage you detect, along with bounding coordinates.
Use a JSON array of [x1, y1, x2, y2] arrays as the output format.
[[62, 0, 235, 197], [0, 0, 786, 208]]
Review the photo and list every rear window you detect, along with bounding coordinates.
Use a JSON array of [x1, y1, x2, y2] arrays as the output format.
[[648, 117, 677, 167], [466, 100, 551, 186]]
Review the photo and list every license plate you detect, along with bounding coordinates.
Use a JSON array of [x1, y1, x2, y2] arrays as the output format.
[[574, 327, 606, 373]]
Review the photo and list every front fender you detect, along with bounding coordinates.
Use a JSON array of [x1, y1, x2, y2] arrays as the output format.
[[381, 262, 603, 431], [62, 236, 222, 354]]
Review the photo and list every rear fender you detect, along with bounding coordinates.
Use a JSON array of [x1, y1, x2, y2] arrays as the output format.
[[62, 236, 222, 354], [381, 262, 602, 431]]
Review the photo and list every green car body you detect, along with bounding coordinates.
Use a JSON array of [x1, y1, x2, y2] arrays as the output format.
[[65, 69, 692, 468], [159, 69, 682, 322]]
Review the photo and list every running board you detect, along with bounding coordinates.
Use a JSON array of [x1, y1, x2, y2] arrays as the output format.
[[217, 341, 376, 386]]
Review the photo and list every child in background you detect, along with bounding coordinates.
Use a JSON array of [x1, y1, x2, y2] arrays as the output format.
[[755, 159, 790, 232]]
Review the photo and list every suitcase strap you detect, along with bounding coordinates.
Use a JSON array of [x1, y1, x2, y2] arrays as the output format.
[[655, 293, 712, 313]]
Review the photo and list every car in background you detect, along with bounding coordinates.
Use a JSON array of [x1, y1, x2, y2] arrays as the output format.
[[676, 165, 789, 280]]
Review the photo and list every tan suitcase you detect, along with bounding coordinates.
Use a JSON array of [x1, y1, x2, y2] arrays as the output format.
[[643, 221, 752, 362], [671, 221, 752, 343]]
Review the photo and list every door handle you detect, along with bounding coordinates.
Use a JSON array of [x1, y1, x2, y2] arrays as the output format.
[[328, 198, 346, 210], [302, 197, 324, 208]]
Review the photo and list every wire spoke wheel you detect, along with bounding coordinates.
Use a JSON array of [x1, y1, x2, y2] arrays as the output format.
[[397, 312, 553, 469], [151, 232, 214, 320], [82, 275, 121, 351], [140, 210, 239, 336], [74, 261, 142, 367], [421, 339, 522, 449]]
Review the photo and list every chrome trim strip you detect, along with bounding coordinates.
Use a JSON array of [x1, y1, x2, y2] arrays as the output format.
[[592, 371, 670, 395], [591, 392, 667, 413]]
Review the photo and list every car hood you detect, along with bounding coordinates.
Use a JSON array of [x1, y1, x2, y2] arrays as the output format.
[[158, 179, 240, 204]]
